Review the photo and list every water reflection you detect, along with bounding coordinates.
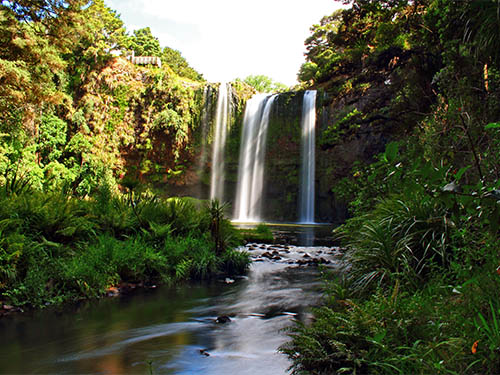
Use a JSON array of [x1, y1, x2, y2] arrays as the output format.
[[298, 226, 315, 246]]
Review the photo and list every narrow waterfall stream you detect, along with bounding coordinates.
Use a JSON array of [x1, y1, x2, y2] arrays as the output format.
[[233, 94, 276, 222], [0, 237, 341, 375], [210, 82, 231, 201], [298, 90, 317, 224]]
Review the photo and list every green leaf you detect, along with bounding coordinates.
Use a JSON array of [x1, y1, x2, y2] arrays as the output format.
[[454, 166, 470, 182], [384, 142, 399, 163], [485, 122, 500, 129], [371, 330, 386, 344]]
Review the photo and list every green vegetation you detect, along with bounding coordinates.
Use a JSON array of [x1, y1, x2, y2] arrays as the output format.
[[0, 1, 251, 311], [283, 0, 500, 373], [0, 187, 249, 309], [0, 0, 208, 198], [237, 75, 288, 93], [237, 224, 274, 243]]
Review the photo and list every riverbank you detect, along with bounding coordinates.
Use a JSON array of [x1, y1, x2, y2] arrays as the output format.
[[0, 189, 249, 313]]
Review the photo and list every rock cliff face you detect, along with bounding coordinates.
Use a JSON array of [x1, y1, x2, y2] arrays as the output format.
[[160, 75, 408, 223], [217, 88, 391, 224], [316, 86, 392, 223]]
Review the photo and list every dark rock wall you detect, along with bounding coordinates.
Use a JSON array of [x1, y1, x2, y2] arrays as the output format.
[[223, 89, 389, 224], [169, 84, 392, 224]]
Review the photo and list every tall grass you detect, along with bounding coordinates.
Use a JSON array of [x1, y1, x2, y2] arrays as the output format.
[[283, 189, 500, 374], [339, 192, 450, 293]]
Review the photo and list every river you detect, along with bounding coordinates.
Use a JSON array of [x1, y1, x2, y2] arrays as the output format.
[[0, 238, 340, 374]]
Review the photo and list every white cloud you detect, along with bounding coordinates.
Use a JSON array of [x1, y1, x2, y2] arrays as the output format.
[[105, 0, 344, 86]]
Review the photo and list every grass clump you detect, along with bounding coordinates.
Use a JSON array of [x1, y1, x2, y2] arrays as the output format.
[[237, 223, 274, 243], [282, 216, 500, 374]]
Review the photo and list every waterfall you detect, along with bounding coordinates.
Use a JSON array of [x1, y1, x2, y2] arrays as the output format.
[[233, 94, 277, 222], [210, 82, 231, 201], [298, 90, 317, 224]]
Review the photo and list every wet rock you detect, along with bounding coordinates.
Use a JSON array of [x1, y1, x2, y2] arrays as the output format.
[[216, 316, 231, 324], [254, 258, 264, 262], [302, 253, 311, 258], [106, 287, 120, 297], [272, 256, 282, 261], [199, 349, 210, 356], [271, 250, 280, 256], [261, 252, 273, 259], [118, 282, 139, 294]]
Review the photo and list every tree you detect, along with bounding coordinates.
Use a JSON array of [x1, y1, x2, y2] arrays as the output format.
[[128, 27, 161, 57], [65, 0, 128, 89], [161, 46, 203, 81], [1, 0, 85, 22], [0, 7, 67, 133], [239, 75, 288, 93]]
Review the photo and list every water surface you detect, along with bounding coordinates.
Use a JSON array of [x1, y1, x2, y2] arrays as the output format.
[[0, 243, 340, 374]]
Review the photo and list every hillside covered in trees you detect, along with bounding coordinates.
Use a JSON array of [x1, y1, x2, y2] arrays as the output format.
[[0, 0, 252, 311], [0, 0, 213, 195]]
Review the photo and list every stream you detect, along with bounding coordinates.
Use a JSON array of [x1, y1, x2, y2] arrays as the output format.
[[0, 235, 341, 374]]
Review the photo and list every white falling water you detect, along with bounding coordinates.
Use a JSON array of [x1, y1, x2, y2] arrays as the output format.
[[233, 94, 277, 222], [210, 82, 231, 201], [298, 90, 317, 224]]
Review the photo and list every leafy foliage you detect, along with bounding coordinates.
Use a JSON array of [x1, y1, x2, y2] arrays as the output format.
[[128, 27, 161, 57], [287, 1, 500, 374], [0, 188, 248, 309], [237, 75, 288, 93], [161, 46, 204, 81]]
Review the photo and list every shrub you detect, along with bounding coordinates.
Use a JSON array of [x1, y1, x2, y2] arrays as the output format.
[[339, 192, 450, 293]]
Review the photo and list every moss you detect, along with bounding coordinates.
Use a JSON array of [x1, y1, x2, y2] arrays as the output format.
[[237, 224, 274, 243]]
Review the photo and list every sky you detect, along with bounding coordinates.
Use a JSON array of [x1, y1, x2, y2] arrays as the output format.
[[104, 0, 345, 86]]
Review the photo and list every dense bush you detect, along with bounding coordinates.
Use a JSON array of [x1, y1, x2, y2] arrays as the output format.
[[0, 189, 249, 309], [285, 0, 500, 370]]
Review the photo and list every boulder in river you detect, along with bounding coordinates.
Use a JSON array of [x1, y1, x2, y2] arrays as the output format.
[[216, 316, 231, 324]]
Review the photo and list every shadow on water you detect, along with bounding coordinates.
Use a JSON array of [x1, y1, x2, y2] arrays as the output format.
[[0, 238, 340, 374]]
